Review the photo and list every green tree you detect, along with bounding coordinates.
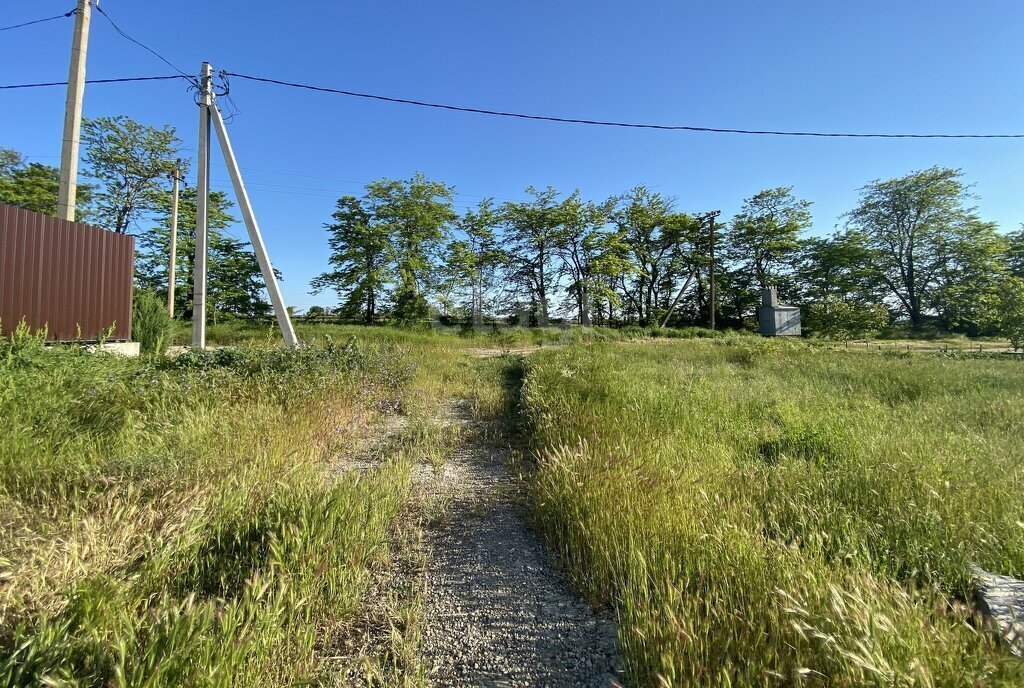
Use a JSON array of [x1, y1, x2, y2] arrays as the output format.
[[610, 187, 683, 325], [726, 187, 811, 294], [1006, 229, 1024, 279], [0, 148, 93, 220], [846, 167, 981, 330], [0, 148, 22, 175], [502, 187, 562, 327], [794, 232, 891, 336], [82, 116, 181, 234], [797, 232, 884, 305], [998, 277, 1024, 350], [310, 196, 391, 323], [304, 305, 328, 320], [553, 193, 627, 326], [804, 299, 889, 339], [932, 220, 1007, 334], [444, 199, 507, 324], [137, 187, 272, 319], [364, 174, 455, 324], [208, 235, 276, 320]]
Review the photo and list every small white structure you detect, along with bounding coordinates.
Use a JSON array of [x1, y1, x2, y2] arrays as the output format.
[[758, 287, 801, 337]]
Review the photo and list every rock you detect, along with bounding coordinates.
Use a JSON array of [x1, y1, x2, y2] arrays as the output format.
[[972, 565, 1024, 656]]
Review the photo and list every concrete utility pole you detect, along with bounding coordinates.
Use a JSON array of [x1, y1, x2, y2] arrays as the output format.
[[190, 61, 299, 348], [167, 161, 183, 317], [708, 211, 720, 331], [56, 0, 92, 221], [192, 63, 213, 348]]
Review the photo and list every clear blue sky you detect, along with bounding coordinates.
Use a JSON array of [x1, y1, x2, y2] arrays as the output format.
[[3, 1, 1023, 311]]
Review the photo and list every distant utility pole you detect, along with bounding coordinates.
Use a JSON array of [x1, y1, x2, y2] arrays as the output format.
[[57, 0, 93, 221], [167, 161, 183, 317], [708, 210, 721, 331]]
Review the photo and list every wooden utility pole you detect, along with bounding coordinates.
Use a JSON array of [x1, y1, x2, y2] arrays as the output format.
[[57, 0, 92, 221], [708, 211, 720, 331], [167, 161, 183, 317]]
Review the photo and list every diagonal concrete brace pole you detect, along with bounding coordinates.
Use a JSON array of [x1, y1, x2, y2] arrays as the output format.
[[209, 100, 299, 348], [660, 270, 696, 328], [192, 62, 213, 348]]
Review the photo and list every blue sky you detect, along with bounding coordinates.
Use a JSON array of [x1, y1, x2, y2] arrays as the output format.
[[2, 1, 1023, 311]]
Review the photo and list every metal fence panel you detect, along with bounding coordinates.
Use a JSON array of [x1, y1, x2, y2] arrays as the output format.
[[0, 204, 134, 341]]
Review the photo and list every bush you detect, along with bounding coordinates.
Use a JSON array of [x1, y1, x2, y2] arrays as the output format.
[[131, 290, 173, 356]]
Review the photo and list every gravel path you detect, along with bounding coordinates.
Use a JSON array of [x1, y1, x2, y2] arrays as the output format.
[[418, 400, 624, 687]]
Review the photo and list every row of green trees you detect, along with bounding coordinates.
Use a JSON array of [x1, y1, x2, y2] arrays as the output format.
[[4, 114, 1023, 343], [1, 116, 273, 321], [311, 169, 1024, 343]]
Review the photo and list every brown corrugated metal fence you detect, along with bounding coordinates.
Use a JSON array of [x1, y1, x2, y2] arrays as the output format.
[[0, 203, 134, 341]]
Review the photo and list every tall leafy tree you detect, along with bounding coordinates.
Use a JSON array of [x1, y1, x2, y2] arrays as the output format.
[[610, 187, 689, 325], [0, 148, 22, 176], [81, 116, 181, 234], [137, 186, 273, 319], [364, 174, 455, 323], [1006, 229, 1024, 279], [796, 232, 886, 304], [846, 167, 980, 330], [444, 199, 507, 324], [932, 219, 1007, 333], [726, 187, 810, 294], [502, 187, 562, 327], [998, 277, 1024, 350], [552, 193, 622, 326], [310, 196, 391, 323], [208, 235, 276, 320], [0, 147, 93, 220]]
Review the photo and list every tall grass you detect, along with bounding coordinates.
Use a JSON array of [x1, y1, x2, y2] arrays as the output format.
[[0, 326, 417, 685], [169, 318, 731, 349], [517, 338, 1024, 685]]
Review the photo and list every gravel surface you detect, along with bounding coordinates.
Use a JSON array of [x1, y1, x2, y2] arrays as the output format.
[[418, 400, 624, 687]]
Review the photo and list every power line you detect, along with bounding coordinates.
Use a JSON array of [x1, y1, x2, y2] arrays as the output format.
[[93, 5, 198, 86], [0, 75, 183, 91], [0, 8, 76, 32], [223, 71, 1024, 139]]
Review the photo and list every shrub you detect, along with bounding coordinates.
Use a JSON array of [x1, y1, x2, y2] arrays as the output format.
[[131, 290, 173, 356]]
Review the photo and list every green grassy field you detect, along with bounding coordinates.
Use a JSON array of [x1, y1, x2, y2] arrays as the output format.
[[0, 323, 473, 686], [4, 320, 1023, 686], [517, 337, 1024, 685]]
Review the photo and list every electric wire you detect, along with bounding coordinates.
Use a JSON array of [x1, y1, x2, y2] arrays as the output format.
[[0, 75, 184, 90], [223, 71, 1024, 139], [2, 65, 1020, 140], [0, 8, 76, 32], [93, 5, 198, 86]]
